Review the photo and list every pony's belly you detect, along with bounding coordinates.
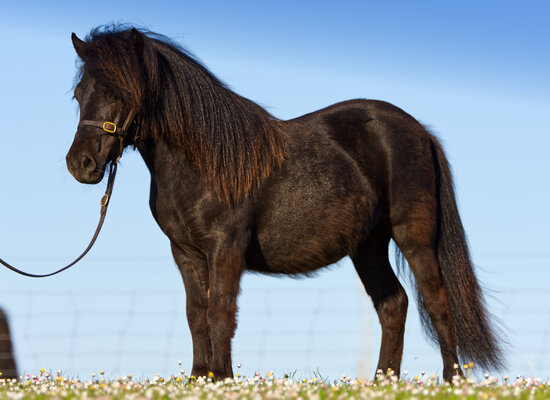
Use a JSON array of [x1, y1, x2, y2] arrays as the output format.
[[245, 199, 372, 274], [245, 242, 347, 275], [244, 128, 379, 274], [246, 226, 357, 274]]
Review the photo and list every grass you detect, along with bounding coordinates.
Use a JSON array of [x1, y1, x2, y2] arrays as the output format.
[[0, 368, 548, 399]]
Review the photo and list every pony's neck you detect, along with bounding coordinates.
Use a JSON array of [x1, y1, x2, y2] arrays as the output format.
[[137, 137, 177, 177], [136, 136, 205, 196]]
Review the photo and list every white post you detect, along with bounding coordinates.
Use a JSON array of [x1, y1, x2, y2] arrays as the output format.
[[356, 277, 372, 380]]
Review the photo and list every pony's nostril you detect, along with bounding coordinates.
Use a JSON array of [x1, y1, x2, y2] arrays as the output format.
[[81, 155, 95, 171]]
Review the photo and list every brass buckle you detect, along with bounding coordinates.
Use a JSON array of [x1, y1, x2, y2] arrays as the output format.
[[103, 121, 117, 134], [100, 194, 110, 207]]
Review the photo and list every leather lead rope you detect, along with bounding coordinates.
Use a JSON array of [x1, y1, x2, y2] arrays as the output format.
[[0, 109, 136, 278], [0, 162, 118, 278]]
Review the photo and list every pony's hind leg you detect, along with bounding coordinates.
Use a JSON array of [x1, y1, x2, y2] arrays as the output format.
[[353, 226, 408, 377], [391, 215, 461, 382]]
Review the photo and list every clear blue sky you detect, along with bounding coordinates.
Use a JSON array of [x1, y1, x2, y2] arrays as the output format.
[[0, 0, 549, 380]]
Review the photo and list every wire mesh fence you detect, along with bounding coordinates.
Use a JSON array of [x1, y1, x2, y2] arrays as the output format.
[[0, 253, 548, 379]]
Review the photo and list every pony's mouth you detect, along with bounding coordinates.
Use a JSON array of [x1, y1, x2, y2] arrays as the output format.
[[69, 165, 106, 185]]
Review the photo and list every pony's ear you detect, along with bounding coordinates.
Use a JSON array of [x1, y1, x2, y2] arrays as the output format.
[[130, 28, 144, 60], [71, 33, 86, 59]]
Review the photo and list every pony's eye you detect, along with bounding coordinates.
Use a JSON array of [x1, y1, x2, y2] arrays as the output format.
[[111, 95, 121, 103]]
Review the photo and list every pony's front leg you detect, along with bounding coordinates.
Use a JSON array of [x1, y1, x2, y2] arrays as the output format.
[[171, 242, 212, 378], [206, 243, 244, 379]]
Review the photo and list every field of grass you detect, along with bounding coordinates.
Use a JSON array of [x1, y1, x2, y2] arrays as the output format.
[[0, 366, 549, 400]]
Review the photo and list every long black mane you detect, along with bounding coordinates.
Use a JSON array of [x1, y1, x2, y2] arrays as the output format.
[[78, 25, 284, 203]]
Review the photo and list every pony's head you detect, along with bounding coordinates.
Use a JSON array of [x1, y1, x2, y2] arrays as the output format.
[[66, 29, 143, 184], [66, 25, 284, 203]]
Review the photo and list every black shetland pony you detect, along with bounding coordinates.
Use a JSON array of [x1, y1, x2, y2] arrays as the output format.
[[66, 26, 503, 381]]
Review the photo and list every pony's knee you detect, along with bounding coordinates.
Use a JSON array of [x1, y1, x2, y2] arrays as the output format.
[[376, 286, 408, 326]]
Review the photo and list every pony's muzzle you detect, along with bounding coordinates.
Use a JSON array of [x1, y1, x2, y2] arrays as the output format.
[[66, 151, 103, 184]]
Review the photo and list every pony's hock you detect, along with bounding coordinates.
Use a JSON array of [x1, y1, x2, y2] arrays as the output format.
[[64, 25, 504, 382]]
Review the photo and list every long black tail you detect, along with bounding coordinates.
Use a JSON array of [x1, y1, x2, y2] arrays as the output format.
[[424, 136, 504, 370]]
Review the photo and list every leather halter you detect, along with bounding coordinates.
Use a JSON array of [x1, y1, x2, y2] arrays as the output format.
[[0, 109, 137, 278], [79, 108, 138, 161]]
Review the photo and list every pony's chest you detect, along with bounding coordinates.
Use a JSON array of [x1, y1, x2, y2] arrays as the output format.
[[149, 200, 193, 247], [147, 185, 200, 247], [148, 180, 245, 252]]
